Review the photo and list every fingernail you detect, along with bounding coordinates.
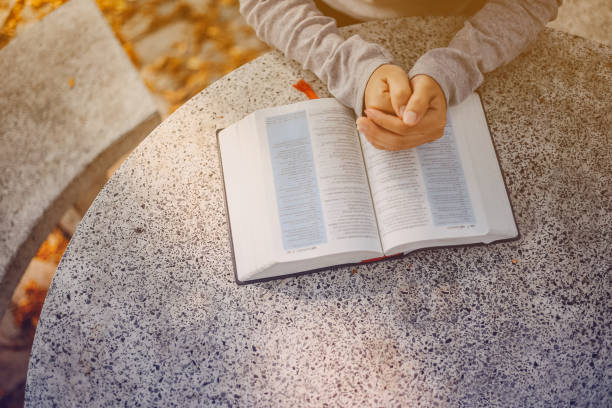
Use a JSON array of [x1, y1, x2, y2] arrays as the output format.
[[403, 110, 417, 125], [399, 105, 406, 117]]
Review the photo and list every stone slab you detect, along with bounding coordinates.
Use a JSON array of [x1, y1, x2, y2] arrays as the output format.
[[25, 17, 611, 407], [0, 0, 161, 316]]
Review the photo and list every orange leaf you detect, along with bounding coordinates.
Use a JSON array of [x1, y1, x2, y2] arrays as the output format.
[[293, 79, 318, 99]]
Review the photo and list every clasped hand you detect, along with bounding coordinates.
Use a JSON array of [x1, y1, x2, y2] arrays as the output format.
[[358, 64, 446, 151]]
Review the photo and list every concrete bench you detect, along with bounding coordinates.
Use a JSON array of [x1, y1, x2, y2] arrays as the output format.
[[0, 0, 161, 316]]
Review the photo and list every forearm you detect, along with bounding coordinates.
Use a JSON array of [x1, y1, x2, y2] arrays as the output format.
[[239, 0, 393, 115], [410, 0, 560, 105]]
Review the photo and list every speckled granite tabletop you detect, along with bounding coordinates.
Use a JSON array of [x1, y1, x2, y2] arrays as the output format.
[[25, 17, 611, 407]]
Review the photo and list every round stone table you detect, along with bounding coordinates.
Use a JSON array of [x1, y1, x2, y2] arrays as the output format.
[[26, 18, 611, 406]]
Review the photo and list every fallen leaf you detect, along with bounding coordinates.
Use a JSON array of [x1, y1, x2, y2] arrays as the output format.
[[293, 79, 318, 99]]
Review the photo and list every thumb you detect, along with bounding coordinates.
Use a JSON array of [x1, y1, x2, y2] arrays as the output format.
[[386, 69, 412, 118], [402, 78, 431, 126]]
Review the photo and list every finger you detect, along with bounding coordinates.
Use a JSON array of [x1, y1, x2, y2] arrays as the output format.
[[403, 76, 436, 126], [365, 106, 443, 135], [364, 107, 446, 146], [365, 108, 412, 135], [357, 117, 405, 150], [357, 117, 434, 151], [367, 80, 395, 113], [386, 69, 412, 117]]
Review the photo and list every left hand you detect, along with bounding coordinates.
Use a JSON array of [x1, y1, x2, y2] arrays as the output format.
[[357, 74, 447, 151]]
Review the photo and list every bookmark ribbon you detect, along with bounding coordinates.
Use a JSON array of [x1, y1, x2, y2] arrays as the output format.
[[293, 79, 319, 100], [361, 253, 402, 263]]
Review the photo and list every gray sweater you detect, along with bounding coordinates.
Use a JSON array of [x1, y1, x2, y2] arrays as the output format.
[[239, 0, 560, 116]]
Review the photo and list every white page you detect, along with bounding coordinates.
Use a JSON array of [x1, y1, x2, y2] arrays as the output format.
[[360, 98, 489, 253], [253, 99, 383, 270], [451, 93, 518, 241], [219, 116, 274, 278]]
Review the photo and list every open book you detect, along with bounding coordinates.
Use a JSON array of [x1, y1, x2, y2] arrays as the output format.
[[217, 94, 518, 283]]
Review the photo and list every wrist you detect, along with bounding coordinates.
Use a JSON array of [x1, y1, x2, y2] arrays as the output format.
[[409, 48, 483, 106]]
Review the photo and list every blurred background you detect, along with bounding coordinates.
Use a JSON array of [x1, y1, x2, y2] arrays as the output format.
[[0, 0, 609, 406], [0, 0, 269, 117]]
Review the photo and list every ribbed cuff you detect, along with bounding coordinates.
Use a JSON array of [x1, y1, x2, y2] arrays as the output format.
[[408, 47, 483, 106]]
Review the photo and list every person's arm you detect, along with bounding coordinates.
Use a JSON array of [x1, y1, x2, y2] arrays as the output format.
[[239, 0, 394, 116], [409, 0, 561, 106], [360, 0, 560, 150]]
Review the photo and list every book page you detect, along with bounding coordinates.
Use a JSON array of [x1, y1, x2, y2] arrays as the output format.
[[265, 110, 328, 250], [360, 112, 489, 253], [219, 116, 275, 279], [450, 93, 518, 242], [254, 98, 382, 267]]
